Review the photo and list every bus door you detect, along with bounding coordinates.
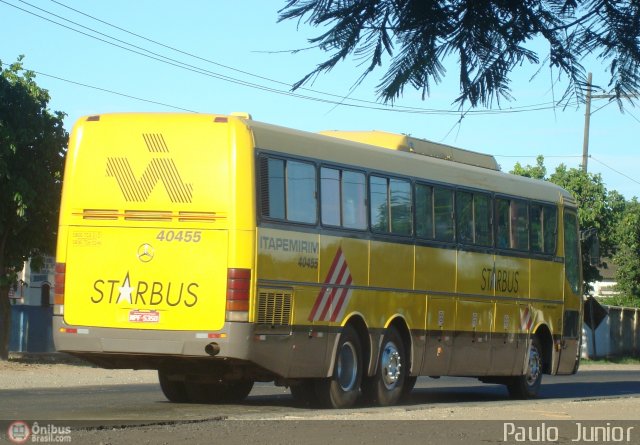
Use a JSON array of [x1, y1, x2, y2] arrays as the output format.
[[557, 210, 583, 374]]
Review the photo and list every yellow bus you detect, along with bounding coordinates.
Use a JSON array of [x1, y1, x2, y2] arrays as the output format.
[[54, 112, 583, 408]]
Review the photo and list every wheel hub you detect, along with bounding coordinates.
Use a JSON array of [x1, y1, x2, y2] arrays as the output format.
[[381, 342, 402, 389], [337, 341, 358, 391]]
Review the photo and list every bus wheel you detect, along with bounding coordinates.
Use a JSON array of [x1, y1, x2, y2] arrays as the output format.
[[219, 379, 254, 402], [402, 375, 418, 400], [290, 379, 320, 407], [316, 324, 362, 409], [362, 326, 407, 406], [158, 370, 188, 403], [186, 379, 254, 403], [508, 336, 543, 399]]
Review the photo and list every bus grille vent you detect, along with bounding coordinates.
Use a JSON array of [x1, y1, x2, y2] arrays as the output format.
[[257, 290, 292, 326]]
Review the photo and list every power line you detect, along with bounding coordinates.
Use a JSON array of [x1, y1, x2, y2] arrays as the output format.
[[590, 156, 640, 187], [624, 108, 640, 126], [49, 0, 578, 116], [0, 61, 198, 112], [1, 0, 578, 117]]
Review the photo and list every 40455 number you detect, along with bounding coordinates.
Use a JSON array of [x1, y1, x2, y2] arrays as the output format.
[[298, 256, 318, 269], [156, 230, 202, 243]]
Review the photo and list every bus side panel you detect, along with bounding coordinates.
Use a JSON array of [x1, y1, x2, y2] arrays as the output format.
[[492, 302, 522, 375], [422, 296, 455, 376], [530, 259, 563, 302], [415, 245, 456, 294], [369, 240, 413, 291], [449, 299, 493, 376]]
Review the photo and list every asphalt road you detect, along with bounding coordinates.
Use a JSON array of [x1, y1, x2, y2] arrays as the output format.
[[1, 369, 639, 444]]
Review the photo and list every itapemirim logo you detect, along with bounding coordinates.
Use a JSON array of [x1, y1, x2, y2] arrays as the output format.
[[106, 133, 193, 203]]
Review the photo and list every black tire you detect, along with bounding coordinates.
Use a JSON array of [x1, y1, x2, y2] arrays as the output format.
[[186, 378, 254, 404], [361, 326, 407, 406], [158, 370, 189, 403], [315, 324, 362, 409], [290, 379, 320, 407], [402, 375, 418, 400], [507, 336, 543, 399], [220, 379, 254, 402]]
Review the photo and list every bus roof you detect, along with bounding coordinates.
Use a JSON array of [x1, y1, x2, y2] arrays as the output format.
[[245, 118, 574, 206], [319, 130, 500, 171]]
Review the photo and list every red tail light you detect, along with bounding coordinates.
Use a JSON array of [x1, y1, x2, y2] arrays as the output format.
[[226, 268, 250, 321], [54, 262, 66, 305]]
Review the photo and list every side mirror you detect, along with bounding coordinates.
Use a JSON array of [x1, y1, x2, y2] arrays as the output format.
[[581, 228, 600, 266]]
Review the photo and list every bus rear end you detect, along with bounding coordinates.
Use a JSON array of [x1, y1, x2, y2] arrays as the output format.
[[54, 113, 257, 382]]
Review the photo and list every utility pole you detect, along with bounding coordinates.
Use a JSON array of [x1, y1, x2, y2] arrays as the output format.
[[582, 72, 592, 172], [581, 74, 638, 173]]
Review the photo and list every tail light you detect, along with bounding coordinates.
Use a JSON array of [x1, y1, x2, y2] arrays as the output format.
[[226, 268, 250, 322], [54, 262, 66, 305]]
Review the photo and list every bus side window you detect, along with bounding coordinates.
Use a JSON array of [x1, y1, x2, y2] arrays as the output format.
[[434, 187, 454, 242], [415, 183, 434, 239], [496, 198, 510, 249], [511, 199, 529, 250], [342, 171, 366, 230], [474, 193, 492, 246], [370, 175, 412, 235], [390, 178, 412, 235], [530, 204, 544, 252], [456, 191, 473, 244], [544, 205, 558, 254], [321, 167, 341, 226], [370, 175, 389, 232], [286, 160, 317, 224], [260, 156, 317, 224], [261, 157, 286, 219]]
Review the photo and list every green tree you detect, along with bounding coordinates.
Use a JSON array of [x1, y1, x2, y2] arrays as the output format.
[[279, 1, 640, 107], [0, 57, 67, 360], [548, 164, 622, 289], [510, 155, 547, 180], [612, 199, 640, 306], [511, 158, 625, 292]]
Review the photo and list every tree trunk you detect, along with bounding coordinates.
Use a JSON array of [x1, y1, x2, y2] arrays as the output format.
[[0, 285, 10, 360], [0, 236, 11, 361]]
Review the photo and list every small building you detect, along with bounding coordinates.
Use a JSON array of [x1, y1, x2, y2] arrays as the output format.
[[9, 256, 55, 307], [591, 259, 619, 299], [9, 256, 56, 353]]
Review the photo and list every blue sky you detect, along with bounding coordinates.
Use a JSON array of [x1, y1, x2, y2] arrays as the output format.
[[1, 0, 638, 199]]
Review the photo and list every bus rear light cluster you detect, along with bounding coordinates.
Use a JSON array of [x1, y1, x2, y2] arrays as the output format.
[[226, 268, 250, 322], [54, 263, 66, 305]]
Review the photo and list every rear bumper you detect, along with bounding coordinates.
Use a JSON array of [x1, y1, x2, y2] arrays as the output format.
[[53, 315, 333, 379], [53, 315, 251, 359]]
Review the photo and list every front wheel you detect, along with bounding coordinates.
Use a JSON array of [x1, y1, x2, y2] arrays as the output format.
[[315, 324, 362, 409], [362, 326, 407, 406], [507, 336, 543, 399]]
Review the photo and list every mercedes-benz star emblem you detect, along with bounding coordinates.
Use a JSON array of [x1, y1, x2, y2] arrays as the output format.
[[137, 243, 155, 262]]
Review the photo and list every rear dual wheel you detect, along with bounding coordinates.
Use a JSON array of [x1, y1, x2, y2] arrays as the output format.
[[158, 370, 253, 404], [362, 326, 408, 406], [507, 336, 543, 399], [315, 324, 362, 409]]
